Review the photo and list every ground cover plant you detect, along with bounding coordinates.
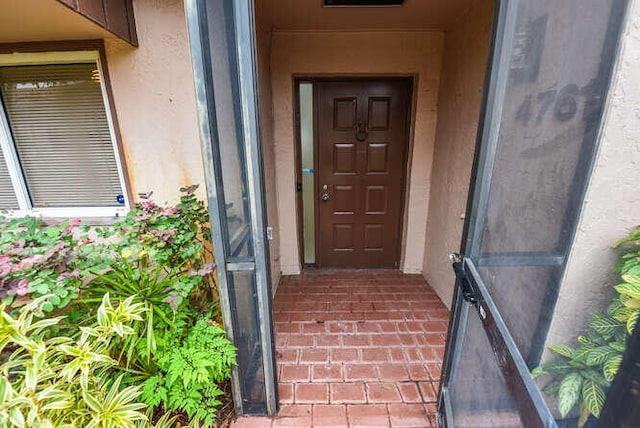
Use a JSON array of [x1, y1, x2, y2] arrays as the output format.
[[0, 186, 236, 427], [533, 226, 640, 426]]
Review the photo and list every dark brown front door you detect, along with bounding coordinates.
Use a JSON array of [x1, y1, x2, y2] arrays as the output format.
[[316, 79, 411, 268]]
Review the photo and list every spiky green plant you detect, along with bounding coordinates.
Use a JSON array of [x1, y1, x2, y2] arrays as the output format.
[[0, 294, 149, 427]]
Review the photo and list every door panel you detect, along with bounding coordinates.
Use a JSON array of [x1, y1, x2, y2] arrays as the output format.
[[440, 0, 628, 426], [316, 80, 410, 268]]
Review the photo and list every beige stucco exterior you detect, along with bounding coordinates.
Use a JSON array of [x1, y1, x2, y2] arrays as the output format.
[[423, 0, 494, 308], [544, 0, 640, 351], [255, 20, 282, 293], [104, 0, 204, 205], [105, 0, 283, 290], [0, 0, 207, 206], [269, 30, 444, 275]]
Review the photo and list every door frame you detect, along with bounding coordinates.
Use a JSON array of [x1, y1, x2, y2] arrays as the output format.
[[293, 76, 414, 269]]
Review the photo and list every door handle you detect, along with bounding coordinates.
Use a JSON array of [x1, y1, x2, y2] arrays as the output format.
[[321, 184, 329, 202], [450, 252, 477, 304]]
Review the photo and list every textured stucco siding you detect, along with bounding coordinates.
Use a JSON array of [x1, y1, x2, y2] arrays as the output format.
[[105, 0, 204, 204], [423, 0, 494, 307]]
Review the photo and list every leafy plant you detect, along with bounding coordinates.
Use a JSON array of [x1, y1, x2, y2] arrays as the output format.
[[0, 185, 217, 317], [0, 294, 149, 427], [141, 318, 236, 427], [97, 185, 214, 278], [81, 253, 207, 369], [72, 186, 220, 384], [533, 226, 640, 424], [0, 186, 235, 425], [0, 217, 92, 312]]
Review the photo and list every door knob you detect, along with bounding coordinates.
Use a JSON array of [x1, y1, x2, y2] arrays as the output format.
[[321, 184, 329, 202]]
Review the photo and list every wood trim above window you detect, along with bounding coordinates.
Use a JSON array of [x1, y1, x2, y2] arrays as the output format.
[[0, 40, 105, 55]]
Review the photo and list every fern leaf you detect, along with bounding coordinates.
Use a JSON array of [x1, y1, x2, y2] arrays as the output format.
[[141, 376, 161, 407]]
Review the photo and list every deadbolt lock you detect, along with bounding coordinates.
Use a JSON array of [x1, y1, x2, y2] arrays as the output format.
[[321, 184, 329, 201]]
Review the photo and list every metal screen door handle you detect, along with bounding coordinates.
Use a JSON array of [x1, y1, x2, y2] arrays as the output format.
[[450, 252, 477, 304]]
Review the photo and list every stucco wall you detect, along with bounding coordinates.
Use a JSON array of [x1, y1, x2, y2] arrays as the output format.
[[255, 26, 282, 294], [270, 30, 444, 274], [423, 0, 493, 307], [106, 0, 282, 292], [544, 0, 640, 350], [104, 0, 204, 204]]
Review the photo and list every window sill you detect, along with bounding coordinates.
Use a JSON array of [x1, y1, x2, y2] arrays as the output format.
[[2, 207, 129, 225]]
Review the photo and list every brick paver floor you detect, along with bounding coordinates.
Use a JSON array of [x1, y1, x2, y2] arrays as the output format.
[[232, 269, 449, 427]]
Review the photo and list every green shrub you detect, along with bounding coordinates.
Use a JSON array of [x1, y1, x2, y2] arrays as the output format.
[[533, 226, 640, 424], [142, 318, 236, 427], [0, 216, 92, 312], [0, 185, 216, 317], [0, 185, 235, 426], [82, 253, 202, 370], [0, 294, 148, 427]]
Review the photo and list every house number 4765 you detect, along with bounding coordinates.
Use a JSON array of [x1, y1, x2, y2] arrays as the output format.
[[515, 80, 599, 126]]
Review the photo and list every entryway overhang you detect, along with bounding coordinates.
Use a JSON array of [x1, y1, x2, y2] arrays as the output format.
[[0, 0, 137, 46], [254, 0, 487, 277]]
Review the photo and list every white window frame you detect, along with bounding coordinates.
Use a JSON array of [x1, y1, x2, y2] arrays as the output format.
[[0, 50, 130, 218]]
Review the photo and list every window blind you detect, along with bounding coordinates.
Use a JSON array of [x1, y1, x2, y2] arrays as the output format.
[[0, 64, 123, 208], [0, 148, 18, 209]]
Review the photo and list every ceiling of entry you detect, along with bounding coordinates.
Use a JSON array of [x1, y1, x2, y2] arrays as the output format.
[[255, 0, 481, 31]]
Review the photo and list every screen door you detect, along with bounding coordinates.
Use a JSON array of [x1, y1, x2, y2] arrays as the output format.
[[185, 0, 278, 416], [439, 0, 628, 426]]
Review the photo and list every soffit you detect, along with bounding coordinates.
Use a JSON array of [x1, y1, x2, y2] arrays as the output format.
[[0, 0, 113, 44], [255, 0, 480, 32]]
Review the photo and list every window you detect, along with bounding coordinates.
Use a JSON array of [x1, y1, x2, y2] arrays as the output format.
[[0, 50, 128, 217]]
